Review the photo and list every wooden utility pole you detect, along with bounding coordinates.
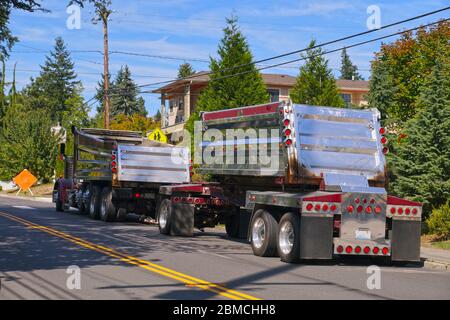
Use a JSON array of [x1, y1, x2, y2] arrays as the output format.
[[101, 9, 111, 129]]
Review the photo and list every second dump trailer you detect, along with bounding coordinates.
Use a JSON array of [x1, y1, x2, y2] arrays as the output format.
[[53, 127, 190, 222], [156, 101, 422, 263]]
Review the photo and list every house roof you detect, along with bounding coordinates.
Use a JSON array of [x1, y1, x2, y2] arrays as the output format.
[[152, 71, 369, 93]]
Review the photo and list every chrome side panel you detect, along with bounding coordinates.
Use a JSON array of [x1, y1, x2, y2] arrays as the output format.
[[293, 104, 385, 180], [117, 145, 190, 184]]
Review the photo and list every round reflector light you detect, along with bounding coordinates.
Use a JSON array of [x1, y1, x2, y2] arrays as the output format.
[[412, 208, 418, 215], [285, 139, 292, 146], [373, 247, 380, 254], [357, 205, 363, 213], [375, 206, 382, 214], [347, 205, 354, 213], [355, 246, 362, 253], [330, 204, 337, 211], [284, 129, 292, 136], [306, 203, 313, 211], [382, 247, 389, 255], [283, 119, 290, 126], [366, 206, 372, 214], [337, 245, 344, 253], [398, 207, 403, 214], [345, 246, 353, 253], [405, 208, 411, 215], [364, 246, 371, 254], [381, 136, 388, 144], [390, 207, 396, 214], [383, 147, 389, 154], [379, 127, 386, 135], [315, 204, 321, 211], [322, 204, 329, 211]]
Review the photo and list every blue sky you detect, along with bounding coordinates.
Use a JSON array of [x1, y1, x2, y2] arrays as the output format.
[[5, 0, 449, 117]]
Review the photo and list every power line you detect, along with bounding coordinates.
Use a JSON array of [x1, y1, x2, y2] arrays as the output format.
[[136, 7, 450, 89], [138, 19, 448, 95]]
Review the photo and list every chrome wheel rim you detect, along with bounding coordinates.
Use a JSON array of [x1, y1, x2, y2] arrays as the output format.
[[279, 221, 294, 255], [159, 203, 168, 229], [252, 217, 266, 249]]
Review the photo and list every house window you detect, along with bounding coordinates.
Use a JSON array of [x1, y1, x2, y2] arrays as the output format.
[[341, 93, 352, 107], [268, 89, 280, 102]]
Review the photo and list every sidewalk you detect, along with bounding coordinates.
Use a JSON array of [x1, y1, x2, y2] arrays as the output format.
[[0, 193, 52, 203], [421, 246, 450, 270]]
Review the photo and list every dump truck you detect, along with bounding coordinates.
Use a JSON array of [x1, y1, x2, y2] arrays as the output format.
[[53, 127, 190, 222], [155, 101, 422, 263]]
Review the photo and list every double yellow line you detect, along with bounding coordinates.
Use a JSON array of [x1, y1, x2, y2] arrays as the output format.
[[0, 210, 259, 300]]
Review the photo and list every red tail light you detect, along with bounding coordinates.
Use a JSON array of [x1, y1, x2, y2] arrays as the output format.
[[111, 167, 117, 173], [381, 136, 388, 144], [284, 128, 292, 136], [355, 246, 362, 253], [397, 208, 403, 214], [306, 203, 313, 211], [364, 246, 370, 254], [347, 205, 354, 213], [345, 246, 353, 253], [111, 155, 116, 161], [379, 127, 386, 135], [322, 204, 329, 211], [357, 205, 363, 213], [373, 247, 380, 254], [337, 245, 344, 253], [330, 204, 337, 211], [382, 147, 389, 154], [412, 208, 418, 215], [374, 206, 382, 214], [382, 247, 389, 255], [314, 204, 321, 211], [283, 118, 290, 126], [390, 207, 396, 214], [284, 138, 292, 146], [365, 206, 372, 214]]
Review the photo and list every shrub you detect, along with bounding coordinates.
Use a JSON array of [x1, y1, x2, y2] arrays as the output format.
[[426, 202, 450, 240]]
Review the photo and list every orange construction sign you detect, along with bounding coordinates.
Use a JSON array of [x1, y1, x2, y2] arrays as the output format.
[[13, 169, 37, 191]]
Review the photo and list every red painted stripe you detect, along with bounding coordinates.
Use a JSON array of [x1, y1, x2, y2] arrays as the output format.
[[202, 102, 281, 121], [387, 195, 422, 206], [302, 193, 342, 203]]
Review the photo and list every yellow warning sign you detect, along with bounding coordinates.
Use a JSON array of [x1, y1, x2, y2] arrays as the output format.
[[13, 169, 37, 191], [147, 128, 167, 143]]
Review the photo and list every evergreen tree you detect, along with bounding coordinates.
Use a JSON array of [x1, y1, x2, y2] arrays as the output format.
[[368, 57, 396, 124], [154, 109, 161, 122], [0, 1, 44, 58], [290, 40, 345, 107], [340, 47, 363, 80], [389, 55, 450, 217], [109, 65, 147, 117], [177, 63, 195, 79], [186, 15, 268, 133], [26, 37, 83, 122], [95, 72, 110, 114]]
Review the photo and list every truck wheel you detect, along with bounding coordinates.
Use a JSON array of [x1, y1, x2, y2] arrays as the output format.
[[225, 213, 239, 238], [116, 208, 127, 222], [100, 187, 117, 222], [88, 185, 101, 219], [250, 209, 278, 257], [158, 198, 172, 235], [55, 191, 64, 212], [278, 212, 300, 263], [78, 189, 88, 214]]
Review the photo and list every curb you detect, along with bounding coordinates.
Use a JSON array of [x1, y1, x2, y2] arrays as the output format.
[[0, 193, 52, 203], [423, 259, 449, 271]]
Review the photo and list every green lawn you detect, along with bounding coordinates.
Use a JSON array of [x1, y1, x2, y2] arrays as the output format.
[[431, 240, 450, 250]]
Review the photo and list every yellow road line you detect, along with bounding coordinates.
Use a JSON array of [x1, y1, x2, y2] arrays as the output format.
[[0, 211, 259, 300]]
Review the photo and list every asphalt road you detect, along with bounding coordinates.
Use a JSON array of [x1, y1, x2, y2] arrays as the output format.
[[0, 196, 449, 300]]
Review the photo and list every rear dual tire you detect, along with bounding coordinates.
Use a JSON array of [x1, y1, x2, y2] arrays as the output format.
[[278, 212, 300, 263], [158, 198, 172, 235], [88, 185, 101, 219], [100, 187, 117, 222], [250, 209, 278, 257]]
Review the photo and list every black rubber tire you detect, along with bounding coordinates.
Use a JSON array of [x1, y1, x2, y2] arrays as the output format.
[[88, 185, 101, 219], [250, 209, 278, 257], [225, 212, 240, 238], [78, 189, 88, 214], [157, 198, 172, 235], [55, 191, 64, 212], [278, 212, 301, 263], [116, 208, 127, 222], [100, 187, 117, 222]]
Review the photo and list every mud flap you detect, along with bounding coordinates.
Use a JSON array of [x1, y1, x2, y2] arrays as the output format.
[[391, 220, 421, 262], [238, 209, 251, 239], [300, 215, 334, 259], [170, 203, 194, 236]]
